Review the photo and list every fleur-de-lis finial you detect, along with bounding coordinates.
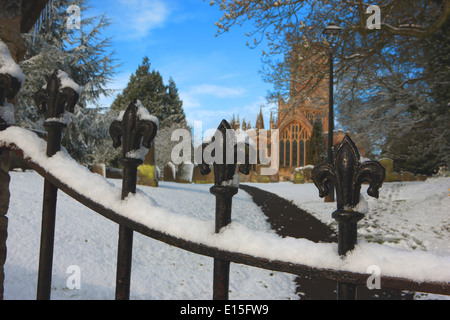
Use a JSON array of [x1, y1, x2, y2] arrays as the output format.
[[109, 100, 158, 300], [109, 99, 158, 161], [312, 134, 385, 210], [33, 70, 80, 124], [0, 58, 23, 130], [198, 119, 254, 300], [0, 72, 22, 105], [0, 40, 24, 130], [312, 134, 385, 256], [198, 119, 252, 187]]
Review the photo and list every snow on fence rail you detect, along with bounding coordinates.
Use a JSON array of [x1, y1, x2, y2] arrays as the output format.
[[0, 60, 449, 299], [0, 126, 449, 298]]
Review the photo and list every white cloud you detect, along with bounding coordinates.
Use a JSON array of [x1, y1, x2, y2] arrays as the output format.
[[179, 91, 201, 110], [179, 83, 246, 113], [116, 0, 171, 38], [183, 84, 246, 100]]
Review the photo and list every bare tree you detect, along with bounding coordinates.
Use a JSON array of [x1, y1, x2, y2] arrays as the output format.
[[210, 0, 450, 173]]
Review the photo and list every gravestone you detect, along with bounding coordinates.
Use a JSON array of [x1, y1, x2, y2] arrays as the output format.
[[293, 170, 304, 184], [401, 171, 415, 182], [391, 172, 401, 182], [192, 165, 214, 184], [269, 172, 279, 183], [417, 174, 427, 181], [137, 145, 158, 187], [239, 172, 250, 183], [379, 158, 394, 182], [256, 165, 270, 183], [106, 167, 122, 179], [91, 163, 106, 177], [163, 162, 176, 182], [303, 166, 313, 182], [176, 162, 194, 183]]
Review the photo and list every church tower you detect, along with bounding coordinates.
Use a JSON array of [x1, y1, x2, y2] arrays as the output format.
[[275, 41, 329, 179], [255, 107, 265, 130]]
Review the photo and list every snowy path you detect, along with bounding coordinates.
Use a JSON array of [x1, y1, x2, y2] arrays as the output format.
[[240, 184, 417, 300], [248, 178, 450, 256]]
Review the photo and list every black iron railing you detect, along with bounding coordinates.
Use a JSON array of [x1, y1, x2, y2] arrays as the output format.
[[0, 67, 449, 300]]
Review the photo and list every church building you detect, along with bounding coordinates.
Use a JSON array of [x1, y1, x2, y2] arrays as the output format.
[[230, 43, 330, 181]]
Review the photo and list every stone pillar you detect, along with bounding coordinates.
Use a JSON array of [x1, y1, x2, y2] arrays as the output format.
[[0, 0, 26, 63], [0, 0, 49, 300]]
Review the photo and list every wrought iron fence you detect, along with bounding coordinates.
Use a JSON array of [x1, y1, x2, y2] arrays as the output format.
[[0, 68, 449, 300]]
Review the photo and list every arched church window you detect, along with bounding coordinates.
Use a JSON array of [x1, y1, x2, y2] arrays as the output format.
[[279, 121, 311, 168]]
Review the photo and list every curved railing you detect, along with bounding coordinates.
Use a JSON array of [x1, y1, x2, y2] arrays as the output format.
[[0, 127, 449, 298], [0, 65, 448, 300]]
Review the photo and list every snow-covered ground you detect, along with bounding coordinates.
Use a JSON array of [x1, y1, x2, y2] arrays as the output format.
[[249, 177, 450, 256], [4, 171, 298, 300], [0, 127, 448, 300], [3, 170, 449, 300]]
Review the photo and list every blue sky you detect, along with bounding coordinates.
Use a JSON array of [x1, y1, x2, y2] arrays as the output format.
[[85, 0, 275, 131]]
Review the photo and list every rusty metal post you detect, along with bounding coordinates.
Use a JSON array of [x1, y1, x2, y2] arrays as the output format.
[[34, 70, 79, 300], [36, 122, 64, 300], [312, 134, 385, 300], [115, 158, 140, 300], [210, 185, 237, 300], [198, 120, 251, 300], [110, 99, 157, 300]]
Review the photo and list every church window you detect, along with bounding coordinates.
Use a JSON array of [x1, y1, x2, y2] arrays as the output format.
[[300, 140, 305, 167], [292, 141, 298, 167], [285, 140, 290, 166], [279, 121, 311, 168]]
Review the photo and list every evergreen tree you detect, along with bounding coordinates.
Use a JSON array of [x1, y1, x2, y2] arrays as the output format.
[[16, 0, 119, 165], [62, 106, 118, 166], [111, 57, 186, 128], [111, 57, 189, 168], [163, 77, 186, 125], [305, 118, 325, 166]]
